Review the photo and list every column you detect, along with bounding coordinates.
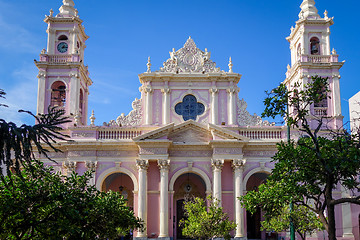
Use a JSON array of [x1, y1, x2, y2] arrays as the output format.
[[145, 86, 153, 125], [161, 87, 170, 125], [69, 28, 78, 54], [158, 159, 170, 238], [210, 87, 218, 124], [211, 159, 224, 204], [136, 159, 149, 238], [69, 72, 80, 115], [47, 27, 56, 54], [36, 71, 46, 115], [232, 159, 246, 239], [341, 186, 355, 238], [332, 74, 341, 116]]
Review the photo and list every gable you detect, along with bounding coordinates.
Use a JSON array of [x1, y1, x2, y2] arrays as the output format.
[[168, 127, 212, 143]]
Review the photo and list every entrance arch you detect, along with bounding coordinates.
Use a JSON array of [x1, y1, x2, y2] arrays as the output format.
[[170, 170, 209, 240], [246, 172, 270, 240], [96, 167, 138, 209]]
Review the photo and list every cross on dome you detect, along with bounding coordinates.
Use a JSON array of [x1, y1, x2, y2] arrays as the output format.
[[299, 0, 320, 19]]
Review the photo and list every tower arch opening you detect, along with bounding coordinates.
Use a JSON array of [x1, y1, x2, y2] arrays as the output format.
[[58, 35, 68, 41], [50, 81, 66, 108], [310, 37, 320, 55]]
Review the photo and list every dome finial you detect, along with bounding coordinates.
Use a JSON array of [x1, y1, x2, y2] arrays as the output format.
[[299, 0, 320, 19], [58, 0, 76, 17]]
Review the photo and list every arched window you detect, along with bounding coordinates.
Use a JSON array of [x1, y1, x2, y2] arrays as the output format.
[[50, 81, 66, 107], [58, 35, 68, 41], [310, 37, 320, 55], [175, 95, 205, 121]]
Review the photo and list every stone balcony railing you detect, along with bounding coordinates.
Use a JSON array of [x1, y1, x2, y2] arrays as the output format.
[[237, 128, 284, 140], [286, 54, 339, 78], [39, 54, 81, 64], [69, 126, 285, 141]]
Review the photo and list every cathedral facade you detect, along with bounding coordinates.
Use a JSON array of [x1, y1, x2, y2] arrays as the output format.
[[34, 0, 359, 239]]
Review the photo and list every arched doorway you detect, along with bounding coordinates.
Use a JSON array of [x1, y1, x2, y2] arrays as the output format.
[[246, 172, 270, 240], [173, 172, 206, 240], [101, 172, 134, 209]]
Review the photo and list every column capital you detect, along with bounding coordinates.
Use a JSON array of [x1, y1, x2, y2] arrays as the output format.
[[209, 87, 218, 94], [158, 159, 170, 170], [144, 86, 153, 94], [161, 87, 170, 94], [62, 160, 77, 173], [232, 158, 246, 170], [85, 161, 97, 171], [211, 159, 224, 170], [136, 159, 149, 170]]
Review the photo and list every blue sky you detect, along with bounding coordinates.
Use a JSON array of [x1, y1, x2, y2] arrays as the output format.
[[0, 0, 359, 128]]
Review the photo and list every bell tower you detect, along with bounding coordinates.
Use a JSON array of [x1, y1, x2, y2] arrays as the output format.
[[35, 0, 92, 126], [285, 0, 344, 129]]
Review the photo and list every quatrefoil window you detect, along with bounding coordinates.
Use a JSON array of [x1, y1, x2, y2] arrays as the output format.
[[175, 95, 205, 121]]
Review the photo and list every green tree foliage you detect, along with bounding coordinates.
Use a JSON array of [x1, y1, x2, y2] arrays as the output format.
[[241, 76, 360, 240], [240, 179, 324, 240], [180, 196, 236, 240], [0, 105, 70, 179], [0, 161, 143, 239]]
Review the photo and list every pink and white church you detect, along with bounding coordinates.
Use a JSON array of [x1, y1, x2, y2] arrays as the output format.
[[34, 0, 359, 239]]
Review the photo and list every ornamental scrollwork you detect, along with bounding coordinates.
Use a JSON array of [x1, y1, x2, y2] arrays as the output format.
[[116, 98, 143, 126], [85, 161, 98, 171], [159, 37, 221, 74], [62, 160, 77, 172], [237, 98, 274, 126]]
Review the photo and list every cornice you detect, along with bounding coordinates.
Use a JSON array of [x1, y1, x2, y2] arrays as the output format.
[[287, 17, 334, 42], [138, 72, 241, 84]]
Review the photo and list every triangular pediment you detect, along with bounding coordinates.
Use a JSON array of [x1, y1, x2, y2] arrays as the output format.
[[133, 120, 249, 142]]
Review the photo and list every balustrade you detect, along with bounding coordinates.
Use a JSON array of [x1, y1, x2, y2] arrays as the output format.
[[97, 129, 142, 140], [238, 129, 282, 139]]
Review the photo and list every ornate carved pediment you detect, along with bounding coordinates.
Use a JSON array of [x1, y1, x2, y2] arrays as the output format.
[[159, 37, 221, 74], [237, 99, 274, 126]]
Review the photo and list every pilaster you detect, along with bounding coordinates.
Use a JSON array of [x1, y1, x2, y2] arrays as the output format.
[[161, 86, 170, 125], [85, 161, 97, 186], [144, 85, 153, 125], [210, 87, 218, 125]]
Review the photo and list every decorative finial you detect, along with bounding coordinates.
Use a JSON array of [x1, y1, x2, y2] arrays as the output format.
[[147, 56, 151, 73], [299, 0, 319, 19], [332, 48, 337, 55], [290, 26, 294, 32], [59, 0, 76, 17], [287, 64, 291, 71], [324, 10, 328, 19], [75, 9, 79, 17], [49, 9, 54, 17], [228, 57, 233, 73], [41, 49, 46, 54], [90, 110, 96, 126]]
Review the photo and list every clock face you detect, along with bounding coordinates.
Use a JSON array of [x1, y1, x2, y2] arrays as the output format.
[[57, 42, 68, 53]]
